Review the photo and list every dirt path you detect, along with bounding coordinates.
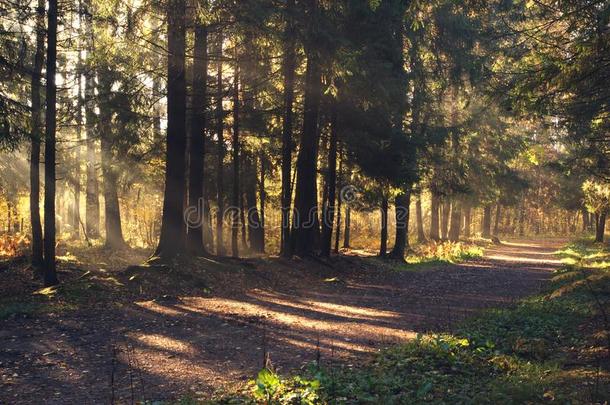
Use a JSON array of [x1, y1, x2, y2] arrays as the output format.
[[0, 239, 565, 404]]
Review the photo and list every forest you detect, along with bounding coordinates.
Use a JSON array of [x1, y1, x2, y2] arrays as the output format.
[[1, 0, 609, 403]]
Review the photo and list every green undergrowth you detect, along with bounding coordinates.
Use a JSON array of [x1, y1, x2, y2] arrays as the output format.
[[0, 249, 133, 320], [390, 241, 485, 271], [0, 271, 113, 320], [199, 239, 609, 404]]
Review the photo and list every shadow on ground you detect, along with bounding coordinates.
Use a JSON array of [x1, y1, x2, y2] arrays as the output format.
[[0, 239, 564, 403]]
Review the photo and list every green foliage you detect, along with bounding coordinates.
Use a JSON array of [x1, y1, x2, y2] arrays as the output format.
[[252, 367, 321, 404], [410, 241, 484, 264], [583, 180, 610, 215]]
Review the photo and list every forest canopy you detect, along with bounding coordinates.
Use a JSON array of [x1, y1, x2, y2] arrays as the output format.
[[0, 0, 608, 279]]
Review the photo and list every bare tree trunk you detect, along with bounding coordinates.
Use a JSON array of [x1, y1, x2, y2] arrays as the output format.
[[215, 31, 225, 256], [430, 193, 440, 240], [245, 155, 263, 253], [155, 0, 188, 258], [379, 196, 388, 257], [231, 53, 240, 258], [43, 0, 59, 286], [582, 208, 589, 232], [519, 202, 526, 236], [99, 70, 126, 250], [292, 0, 321, 256], [441, 201, 450, 240], [187, 24, 208, 255], [463, 203, 471, 238], [29, 0, 45, 270], [280, 0, 296, 258], [259, 153, 266, 253], [482, 205, 492, 238], [343, 206, 351, 249], [493, 204, 501, 236], [321, 102, 338, 257], [84, 0, 99, 239], [240, 190, 248, 249], [416, 194, 426, 243], [389, 189, 411, 260], [74, 5, 83, 239], [334, 149, 343, 254], [595, 212, 606, 243], [448, 199, 461, 242]]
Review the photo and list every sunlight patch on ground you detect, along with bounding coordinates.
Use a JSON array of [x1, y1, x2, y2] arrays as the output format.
[[135, 301, 185, 316], [131, 333, 197, 355], [500, 241, 543, 248], [485, 253, 562, 265], [178, 296, 415, 350], [252, 290, 401, 320], [500, 249, 556, 256]]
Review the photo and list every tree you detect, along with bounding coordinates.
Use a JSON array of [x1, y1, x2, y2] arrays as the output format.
[[320, 101, 338, 257], [231, 50, 240, 258], [98, 67, 126, 250], [84, 0, 100, 239], [29, 0, 45, 270], [291, 0, 322, 257], [280, 0, 296, 258], [583, 180, 609, 243], [187, 22, 209, 255], [155, 0, 188, 259], [215, 30, 225, 256], [389, 189, 411, 260], [43, 0, 59, 286]]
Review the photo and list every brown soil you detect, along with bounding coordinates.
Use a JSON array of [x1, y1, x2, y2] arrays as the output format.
[[0, 239, 565, 404]]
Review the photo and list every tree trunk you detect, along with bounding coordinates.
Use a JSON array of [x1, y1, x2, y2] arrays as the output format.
[[99, 70, 126, 250], [379, 196, 388, 257], [441, 201, 450, 240], [595, 212, 606, 243], [7, 202, 12, 234], [231, 53, 240, 258], [215, 32, 225, 256], [258, 153, 266, 253], [463, 203, 471, 238], [240, 189, 248, 249], [29, 0, 45, 270], [416, 194, 426, 243], [187, 24, 208, 255], [518, 208, 525, 236], [280, 0, 296, 258], [448, 199, 461, 242], [334, 149, 343, 254], [84, 0, 99, 239], [245, 155, 263, 253], [74, 11, 83, 239], [343, 206, 351, 249], [389, 189, 411, 260], [582, 208, 589, 232], [320, 102, 338, 257], [430, 193, 440, 240], [482, 205, 492, 238], [155, 0, 188, 258], [493, 204, 501, 236], [292, 1, 322, 257], [43, 0, 59, 286]]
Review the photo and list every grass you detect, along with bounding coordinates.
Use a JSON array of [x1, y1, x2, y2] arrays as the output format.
[[204, 238, 609, 404]]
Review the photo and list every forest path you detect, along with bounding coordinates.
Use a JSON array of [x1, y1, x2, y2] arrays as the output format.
[[0, 238, 565, 403]]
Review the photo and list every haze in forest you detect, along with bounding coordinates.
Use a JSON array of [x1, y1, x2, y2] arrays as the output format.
[[0, 0, 609, 403]]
